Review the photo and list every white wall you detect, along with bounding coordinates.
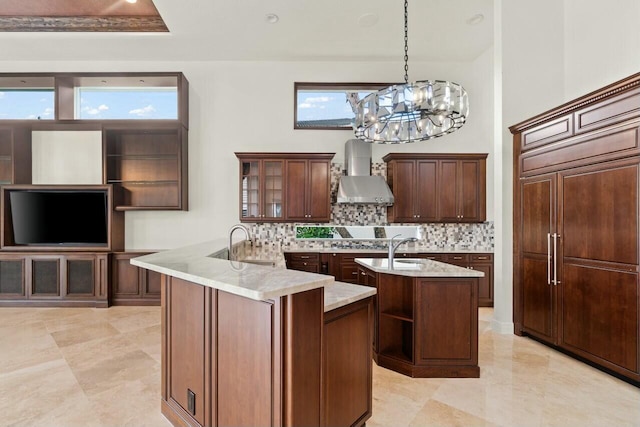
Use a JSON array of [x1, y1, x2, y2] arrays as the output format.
[[0, 58, 495, 251], [564, 0, 640, 100], [497, 0, 565, 333]]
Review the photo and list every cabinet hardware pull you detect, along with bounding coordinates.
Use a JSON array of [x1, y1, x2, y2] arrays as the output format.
[[300, 256, 310, 259], [547, 233, 551, 285], [453, 256, 462, 260], [553, 233, 560, 285], [303, 262, 307, 266], [352, 272, 357, 275], [477, 256, 488, 260], [361, 271, 366, 275]]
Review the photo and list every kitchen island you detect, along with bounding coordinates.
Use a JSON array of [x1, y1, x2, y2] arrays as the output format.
[[356, 258, 484, 378], [131, 240, 375, 427]]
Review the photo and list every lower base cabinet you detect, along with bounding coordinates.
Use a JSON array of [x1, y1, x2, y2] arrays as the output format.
[[111, 252, 161, 305], [0, 252, 108, 307], [160, 275, 373, 427]]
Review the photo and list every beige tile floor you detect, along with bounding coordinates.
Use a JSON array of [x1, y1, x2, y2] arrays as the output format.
[[0, 306, 638, 427]]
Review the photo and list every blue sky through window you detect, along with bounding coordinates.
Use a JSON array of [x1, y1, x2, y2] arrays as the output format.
[[77, 88, 178, 119], [0, 89, 55, 120], [296, 90, 376, 123]]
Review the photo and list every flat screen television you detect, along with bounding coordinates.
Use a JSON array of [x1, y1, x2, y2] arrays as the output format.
[[8, 189, 108, 247]]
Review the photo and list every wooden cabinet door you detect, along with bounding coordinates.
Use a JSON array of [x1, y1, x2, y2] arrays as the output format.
[[558, 160, 639, 373], [415, 160, 438, 221], [262, 160, 284, 221], [285, 159, 307, 221], [308, 159, 330, 221], [167, 277, 206, 426], [520, 174, 557, 343], [437, 160, 459, 221], [388, 160, 417, 222], [459, 160, 484, 222]]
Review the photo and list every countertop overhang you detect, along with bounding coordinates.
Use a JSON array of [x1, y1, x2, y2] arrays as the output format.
[[130, 239, 335, 301], [355, 258, 485, 278]]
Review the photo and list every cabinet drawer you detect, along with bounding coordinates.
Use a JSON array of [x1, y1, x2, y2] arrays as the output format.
[[341, 265, 359, 283], [443, 254, 470, 264], [471, 254, 493, 262], [289, 261, 320, 273], [289, 253, 319, 263]]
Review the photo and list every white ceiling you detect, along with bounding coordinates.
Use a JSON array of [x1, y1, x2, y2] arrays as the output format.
[[0, 0, 493, 62]]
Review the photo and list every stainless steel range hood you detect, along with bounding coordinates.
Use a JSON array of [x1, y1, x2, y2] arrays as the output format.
[[336, 140, 394, 205]]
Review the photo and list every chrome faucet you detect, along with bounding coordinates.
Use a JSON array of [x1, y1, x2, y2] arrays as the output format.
[[388, 234, 418, 269], [228, 224, 251, 260]]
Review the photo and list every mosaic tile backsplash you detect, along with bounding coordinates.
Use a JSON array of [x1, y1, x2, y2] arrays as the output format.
[[247, 163, 494, 252]]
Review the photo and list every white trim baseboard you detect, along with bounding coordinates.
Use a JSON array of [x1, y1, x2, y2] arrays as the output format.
[[491, 318, 514, 334]]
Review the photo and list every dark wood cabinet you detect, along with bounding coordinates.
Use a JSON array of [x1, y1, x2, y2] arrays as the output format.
[[235, 153, 334, 223], [385, 159, 438, 222], [442, 253, 493, 307], [0, 252, 108, 307], [164, 277, 207, 426], [511, 72, 640, 383], [363, 265, 479, 378], [236, 156, 285, 221], [285, 158, 332, 222], [287, 250, 493, 306], [383, 153, 487, 223], [160, 274, 373, 427], [103, 125, 188, 210], [0, 125, 31, 185], [323, 297, 373, 427], [284, 252, 321, 273], [111, 252, 161, 305], [358, 265, 378, 353]]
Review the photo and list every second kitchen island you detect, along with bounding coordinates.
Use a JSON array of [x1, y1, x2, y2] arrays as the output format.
[[356, 258, 484, 378]]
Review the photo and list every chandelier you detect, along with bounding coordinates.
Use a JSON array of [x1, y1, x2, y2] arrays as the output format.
[[353, 0, 469, 144]]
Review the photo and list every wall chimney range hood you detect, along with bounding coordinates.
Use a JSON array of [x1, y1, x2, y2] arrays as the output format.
[[336, 140, 395, 205]]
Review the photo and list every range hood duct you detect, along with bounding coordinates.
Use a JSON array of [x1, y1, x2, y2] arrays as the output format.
[[336, 139, 395, 205]]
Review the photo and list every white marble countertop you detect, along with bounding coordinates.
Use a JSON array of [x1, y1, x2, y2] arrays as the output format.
[[355, 258, 485, 278], [130, 239, 333, 301], [323, 281, 376, 313]]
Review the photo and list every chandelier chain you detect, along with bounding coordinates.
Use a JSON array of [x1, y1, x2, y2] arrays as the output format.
[[403, 0, 409, 84]]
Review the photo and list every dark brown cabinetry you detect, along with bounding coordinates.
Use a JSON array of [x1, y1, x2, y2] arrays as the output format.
[[285, 158, 332, 222], [235, 153, 334, 223], [111, 252, 161, 305], [287, 250, 493, 307], [0, 252, 108, 307], [442, 253, 493, 307], [383, 153, 487, 223], [284, 252, 321, 273], [104, 125, 188, 210], [511, 72, 640, 383], [0, 126, 31, 185], [362, 265, 479, 378], [160, 274, 372, 427], [0, 72, 190, 211]]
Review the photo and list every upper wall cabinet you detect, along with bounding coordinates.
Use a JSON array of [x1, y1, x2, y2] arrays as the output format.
[[0, 72, 189, 210], [235, 153, 335, 223], [383, 153, 487, 223]]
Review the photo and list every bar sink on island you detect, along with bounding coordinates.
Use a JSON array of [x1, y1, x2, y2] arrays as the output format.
[[356, 257, 484, 378], [131, 239, 375, 427]]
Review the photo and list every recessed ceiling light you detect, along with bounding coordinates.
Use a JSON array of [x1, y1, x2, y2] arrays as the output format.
[[358, 13, 379, 28], [126, 0, 138, 4], [265, 13, 279, 24], [466, 14, 484, 26]]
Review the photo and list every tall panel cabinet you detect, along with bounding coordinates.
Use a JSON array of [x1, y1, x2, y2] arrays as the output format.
[[511, 72, 640, 383]]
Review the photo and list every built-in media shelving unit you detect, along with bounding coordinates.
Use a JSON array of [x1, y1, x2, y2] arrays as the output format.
[[0, 72, 189, 307]]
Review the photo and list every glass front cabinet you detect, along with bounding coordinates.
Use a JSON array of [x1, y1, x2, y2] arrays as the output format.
[[238, 157, 284, 221]]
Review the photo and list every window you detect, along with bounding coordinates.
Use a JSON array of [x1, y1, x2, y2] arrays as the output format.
[[294, 82, 394, 130], [76, 87, 178, 120], [74, 75, 179, 120], [0, 76, 55, 120]]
